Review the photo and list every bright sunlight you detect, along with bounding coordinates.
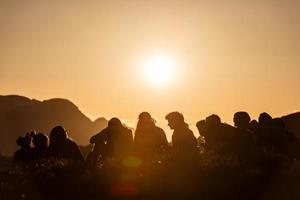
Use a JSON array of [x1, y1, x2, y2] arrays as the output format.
[[144, 54, 175, 87]]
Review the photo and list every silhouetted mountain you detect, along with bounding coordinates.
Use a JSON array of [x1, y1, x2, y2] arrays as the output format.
[[0, 95, 108, 155], [282, 112, 300, 138]]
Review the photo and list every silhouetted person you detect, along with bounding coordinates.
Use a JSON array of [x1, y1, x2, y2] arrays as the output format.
[[197, 115, 234, 153], [269, 118, 289, 154], [165, 112, 197, 157], [257, 112, 274, 152], [48, 125, 84, 162], [206, 115, 227, 151], [233, 112, 256, 160], [31, 132, 49, 160], [234, 112, 251, 130], [249, 119, 259, 134], [196, 120, 206, 136], [13, 135, 32, 163], [165, 112, 198, 196], [249, 119, 263, 146], [134, 112, 168, 164], [259, 112, 272, 124], [196, 120, 206, 149], [205, 115, 223, 147], [89, 118, 133, 166]]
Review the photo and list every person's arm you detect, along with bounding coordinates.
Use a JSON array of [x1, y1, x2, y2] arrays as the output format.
[[90, 129, 108, 144], [126, 129, 134, 153], [72, 141, 85, 162]]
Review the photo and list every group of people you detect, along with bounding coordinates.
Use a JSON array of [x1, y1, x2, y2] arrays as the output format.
[[197, 112, 299, 160], [14, 111, 299, 167], [87, 112, 198, 168], [14, 125, 84, 163]]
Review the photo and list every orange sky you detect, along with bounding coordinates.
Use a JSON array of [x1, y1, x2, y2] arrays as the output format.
[[1, 0, 300, 131]]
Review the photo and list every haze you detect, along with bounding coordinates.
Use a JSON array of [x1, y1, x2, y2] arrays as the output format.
[[1, 0, 300, 127]]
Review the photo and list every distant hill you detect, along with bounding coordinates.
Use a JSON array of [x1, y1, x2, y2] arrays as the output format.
[[0, 95, 299, 155], [0, 95, 108, 155]]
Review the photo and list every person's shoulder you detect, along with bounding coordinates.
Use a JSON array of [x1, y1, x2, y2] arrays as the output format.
[[90, 128, 109, 143], [66, 138, 79, 147], [186, 128, 196, 139], [100, 127, 110, 134], [155, 126, 165, 133], [185, 127, 194, 134], [222, 123, 235, 131]]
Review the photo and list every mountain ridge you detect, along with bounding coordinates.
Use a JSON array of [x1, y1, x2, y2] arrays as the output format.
[[0, 95, 108, 155], [0, 95, 299, 155]]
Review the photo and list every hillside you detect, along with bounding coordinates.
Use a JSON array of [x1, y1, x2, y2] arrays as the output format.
[[0, 95, 108, 155]]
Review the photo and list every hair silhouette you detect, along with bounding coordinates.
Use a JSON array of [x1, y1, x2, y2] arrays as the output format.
[[48, 125, 84, 162], [258, 112, 272, 124], [134, 112, 168, 165], [165, 112, 197, 158], [165, 111, 188, 130]]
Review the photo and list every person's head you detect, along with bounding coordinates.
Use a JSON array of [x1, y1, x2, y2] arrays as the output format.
[[196, 120, 206, 130], [137, 112, 156, 127], [50, 125, 68, 144], [205, 114, 221, 128], [258, 112, 272, 125], [165, 112, 187, 130], [196, 120, 206, 133], [16, 136, 31, 148], [108, 118, 122, 128], [33, 133, 49, 149], [234, 112, 251, 129], [249, 119, 258, 127]]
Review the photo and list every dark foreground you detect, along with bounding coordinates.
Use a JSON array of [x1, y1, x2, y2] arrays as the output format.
[[1, 153, 300, 200]]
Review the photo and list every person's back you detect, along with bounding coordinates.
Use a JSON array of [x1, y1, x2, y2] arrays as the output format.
[[134, 112, 168, 163], [90, 118, 133, 164], [204, 115, 234, 152], [232, 127, 256, 160], [219, 123, 236, 153], [203, 115, 220, 150], [64, 138, 85, 161], [172, 126, 197, 154], [107, 124, 133, 160], [48, 125, 84, 162]]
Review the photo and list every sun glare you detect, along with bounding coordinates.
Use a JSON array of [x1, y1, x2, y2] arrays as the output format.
[[144, 55, 175, 87]]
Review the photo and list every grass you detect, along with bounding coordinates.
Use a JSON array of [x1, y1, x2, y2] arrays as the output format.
[[0, 152, 299, 200]]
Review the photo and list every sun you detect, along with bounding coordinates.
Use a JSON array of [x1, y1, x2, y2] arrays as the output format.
[[144, 54, 175, 87]]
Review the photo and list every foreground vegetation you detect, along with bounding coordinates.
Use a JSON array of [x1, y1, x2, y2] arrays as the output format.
[[1, 152, 300, 200]]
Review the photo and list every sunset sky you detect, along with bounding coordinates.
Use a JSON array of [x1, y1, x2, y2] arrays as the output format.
[[1, 0, 299, 133]]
